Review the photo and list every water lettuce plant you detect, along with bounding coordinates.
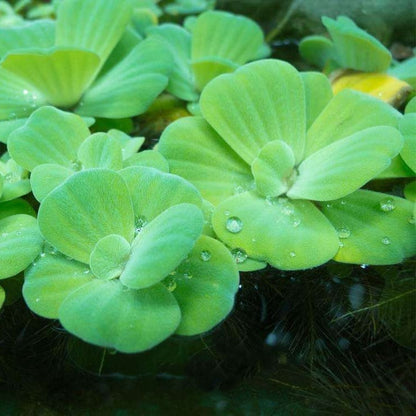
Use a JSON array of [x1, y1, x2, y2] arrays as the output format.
[[0, 0, 172, 142], [164, 0, 215, 16], [158, 59, 416, 270], [22, 167, 239, 352], [299, 16, 414, 105], [147, 10, 267, 108]]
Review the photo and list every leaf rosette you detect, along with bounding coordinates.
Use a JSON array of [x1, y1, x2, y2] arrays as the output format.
[[0, 0, 173, 142], [158, 59, 416, 270], [23, 167, 239, 353]]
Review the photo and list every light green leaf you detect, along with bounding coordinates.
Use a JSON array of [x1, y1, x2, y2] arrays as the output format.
[[147, 24, 197, 101], [120, 203, 203, 289], [192, 11, 264, 65], [123, 150, 169, 172], [288, 126, 403, 201], [404, 181, 416, 202], [8, 106, 90, 171], [38, 169, 134, 264], [399, 114, 416, 172], [251, 140, 296, 197], [173, 235, 239, 335], [305, 89, 402, 157], [0, 285, 4, 309], [77, 133, 123, 170], [23, 252, 93, 318], [119, 166, 203, 221], [90, 234, 131, 280], [379, 276, 416, 349], [299, 35, 334, 68], [322, 16, 391, 72], [0, 67, 46, 121], [55, 0, 132, 64], [322, 190, 416, 265], [0, 19, 55, 57], [405, 97, 416, 114], [107, 129, 144, 160], [200, 59, 306, 164], [158, 116, 252, 206], [2, 48, 101, 108], [192, 56, 238, 92], [0, 119, 27, 144], [59, 279, 181, 353], [75, 38, 171, 118], [300, 72, 333, 129], [212, 192, 339, 270], [0, 214, 43, 280], [388, 57, 416, 89], [30, 164, 74, 202]]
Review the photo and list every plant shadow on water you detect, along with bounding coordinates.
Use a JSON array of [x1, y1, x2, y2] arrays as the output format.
[[0, 260, 415, 415]]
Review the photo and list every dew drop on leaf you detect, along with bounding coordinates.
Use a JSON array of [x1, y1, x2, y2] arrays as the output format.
[[381, 236, 391, 245], [231, 248, 247, 264], [226, 216, 243, 233], [379, 198, 396, 212], [337, 226, 351, 239], [200, 250, 211, 262], [289, 251, 296, 258]]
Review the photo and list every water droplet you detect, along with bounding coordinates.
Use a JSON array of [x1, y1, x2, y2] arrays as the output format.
[[183, 272, 193, 279], [83, 269, 90, 274], [224, 210, 230, 216], [379, 198, 395, 212], [231, 248, 247, 264], [200, 250, 211, 262], [340, 200, 346, 206], [251, 238, 257, 243], [408, 216, 415, 225], [337, 226, 351, 239], [292, 217, 301, 227], [234, 185, 245, 194], [134, 216, 147, 233], [35, 298, 40, 303], [381, 236, 391, 245], [338, 241, 344, 248], [289, 251, 296, 258], [325, 203, 333, 208], [71, 160, 82, 171], [40, 252, 46, 258], [226, 216, 243, 233], [23, 89, 28, 95], [360, 264, 369, 269]]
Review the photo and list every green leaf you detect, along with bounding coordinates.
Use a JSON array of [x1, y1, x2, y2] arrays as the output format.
[[38, 169, 134, 264], [377, 155, 415, 179], [147, 24, 197, 101], [1, 48, 101, 108], [30, 164, 74, 202], [322, 190, 416, 265], [192, 56, 238, 92], [200, 59, 306, 164], [388, 56, 416, 89], [299, 35, 334, 68], [75, 38, 171, 118], [158, 116, 252, 206], [90, 234, 131, 280], [0, 20, 55, 57], [212, 192, 339, 270], [0, 214, 43, 280], [55, 0, 132, 64], [107, 129, 144, 159], [300, 72, 333, 129], [0, 67, 46, 121], [123, 150, 169, 172], [0, 285, 4, 309], [173, 235, 239, 335], [405, 96, 416, 114], [404, 181, 416, 202], [0, 119, 27, 144], [322, 16, 391, 72], [251, 140, 296, 197], [192, 11, 264, 65], [8, 106, 90, 171], [399, 114, 416, 172], [23, 252, 93, 318], [305, 89, 402, 157], [59, 279, 181, 353], [119, 166, 203, 221], [288, 126, 403, 201], [77, 133, 123, 170], [379, 276, 416, 349], [0, 198, 35, 220], [120, 203, 203, 289]]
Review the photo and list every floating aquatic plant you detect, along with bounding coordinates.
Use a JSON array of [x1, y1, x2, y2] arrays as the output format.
[[164, 0, 215, 16], [158, 59, 416, 270], [22, 167, 239, 352], [299, 16, 414, 106], [0, 0, 172, 142], [147, 10, 267, 109]]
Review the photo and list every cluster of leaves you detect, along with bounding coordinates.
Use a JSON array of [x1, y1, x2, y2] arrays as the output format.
[[0, 0, 414, 363]]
